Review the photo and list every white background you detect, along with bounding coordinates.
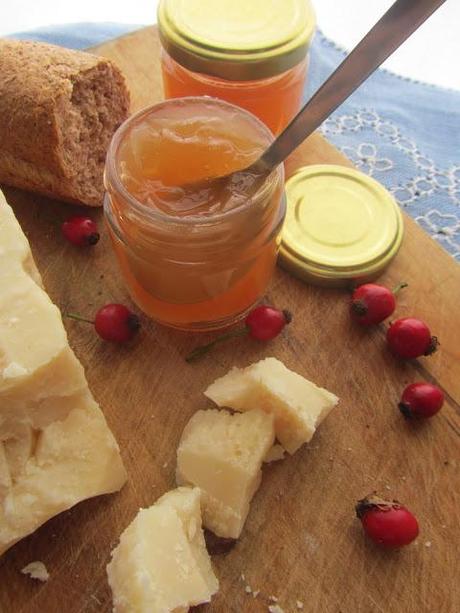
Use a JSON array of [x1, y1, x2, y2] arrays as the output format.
[[1, 0, 459, 90]]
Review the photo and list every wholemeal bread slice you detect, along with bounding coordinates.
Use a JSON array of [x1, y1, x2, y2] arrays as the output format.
[[0, 39, 130, 206]]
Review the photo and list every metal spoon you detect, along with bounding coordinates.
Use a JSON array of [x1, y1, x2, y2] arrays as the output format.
[[197, 0, 446, 198]]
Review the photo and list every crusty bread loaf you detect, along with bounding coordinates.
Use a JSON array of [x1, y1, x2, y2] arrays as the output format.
[[0, 39, 130, 206]]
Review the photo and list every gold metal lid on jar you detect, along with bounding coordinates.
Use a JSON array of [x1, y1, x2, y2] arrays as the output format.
[[279, 165, 404, 288], [157, 0, 316, 81]]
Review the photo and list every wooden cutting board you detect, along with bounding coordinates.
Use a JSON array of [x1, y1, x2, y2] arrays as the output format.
[[1, 27, 459, 613]]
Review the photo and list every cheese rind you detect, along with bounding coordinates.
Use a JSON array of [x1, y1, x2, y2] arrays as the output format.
[[204, 357, 339, 454], [176, 408, 275, 538], [0, 191, 126, 555], [107, 487, 219, 613]]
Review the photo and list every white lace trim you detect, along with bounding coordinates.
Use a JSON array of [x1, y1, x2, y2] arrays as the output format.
[[319, 108, 460, 261]]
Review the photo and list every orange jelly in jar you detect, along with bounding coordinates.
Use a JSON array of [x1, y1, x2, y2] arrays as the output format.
[[158, 0, 316, 135], [104, 97, 285, 331]]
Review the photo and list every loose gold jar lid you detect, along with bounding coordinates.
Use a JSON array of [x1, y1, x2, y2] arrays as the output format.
[[157, 0, 316, 81], [279, 165, 404, 288]]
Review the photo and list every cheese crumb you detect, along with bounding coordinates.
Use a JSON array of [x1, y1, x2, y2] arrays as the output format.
[[2, 362, 28, 379], [268, 605, 285, 613], [297, 601, 304, 609], [425, 541, 432, 548], [253, 590, 260, 598], [21, 561, 49, 582], [269, 595, 279, 602], [240, 573, 246, 581], [245, 585, 252, 594]]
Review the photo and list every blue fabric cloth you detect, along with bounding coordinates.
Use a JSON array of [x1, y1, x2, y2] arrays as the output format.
[[11, 22, 142, 50], [306, 33, 460, 262], [10, 23, 460, 261]]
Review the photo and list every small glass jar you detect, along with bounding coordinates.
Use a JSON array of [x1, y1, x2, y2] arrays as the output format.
[[157, 0, 316, 135], [104, 97, 285, 331]]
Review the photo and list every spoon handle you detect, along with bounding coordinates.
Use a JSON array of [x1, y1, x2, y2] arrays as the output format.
[[255, 0, 446, 174]]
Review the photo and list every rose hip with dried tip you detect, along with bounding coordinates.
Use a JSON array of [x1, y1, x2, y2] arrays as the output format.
[[245, 305, 292, 340], [351, 282, 407, 326], [62, 216, 100, 247], [67, 304, 140, 343], [356, 494, 419, 548], [387, 317, 438, 359], [95, 304, 140, 343], [399, 382, 444, 419], [186, 305, 292, 362]]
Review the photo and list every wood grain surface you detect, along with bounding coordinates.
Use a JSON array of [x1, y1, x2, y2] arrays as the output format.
[[0, 26, 459, 613]]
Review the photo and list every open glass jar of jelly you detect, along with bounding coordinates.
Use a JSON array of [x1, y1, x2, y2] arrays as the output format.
[[104, 97, 285, 331], [157, 0, 316, 135]]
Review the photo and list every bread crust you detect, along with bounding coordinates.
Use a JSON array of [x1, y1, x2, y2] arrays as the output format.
[[0, 39, 130, 206]]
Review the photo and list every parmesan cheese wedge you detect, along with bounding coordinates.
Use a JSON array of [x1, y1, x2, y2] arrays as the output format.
[[0, 193, 86, 436], [204, 357, 339, 454], [176, 408, 275, 538], [0, 191, 126, 555], [107, 487, 219, 613]]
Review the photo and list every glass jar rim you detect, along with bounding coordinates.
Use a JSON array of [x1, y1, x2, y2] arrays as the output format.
[[105, 96, 284, 227]]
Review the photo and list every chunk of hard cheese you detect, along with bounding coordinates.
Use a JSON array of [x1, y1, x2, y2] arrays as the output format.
[[0, 392, 126, 555], [204, 357, 339, 454], [0, 192, 126, 555], [176, 408, 275, 539], [0, 192, 87, 436], [107, 487, 219, 613]]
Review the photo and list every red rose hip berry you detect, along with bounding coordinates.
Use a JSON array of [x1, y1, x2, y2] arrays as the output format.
[[62, 216, 100, 247], [245, 305, 292, 340], [186, 305, 292, 362], [356, 494, 419, 548], [351, 282, 407, 326], [67, 304, 140, 343], [399, 382, 444, 419], [94, 304, 140, 343], [387, 317, 438, 359]]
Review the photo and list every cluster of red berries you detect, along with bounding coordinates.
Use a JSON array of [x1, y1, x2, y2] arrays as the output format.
[[351, 282, 438, 359], [350, 281, 443, 420], [351, 282, 444, 548]]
